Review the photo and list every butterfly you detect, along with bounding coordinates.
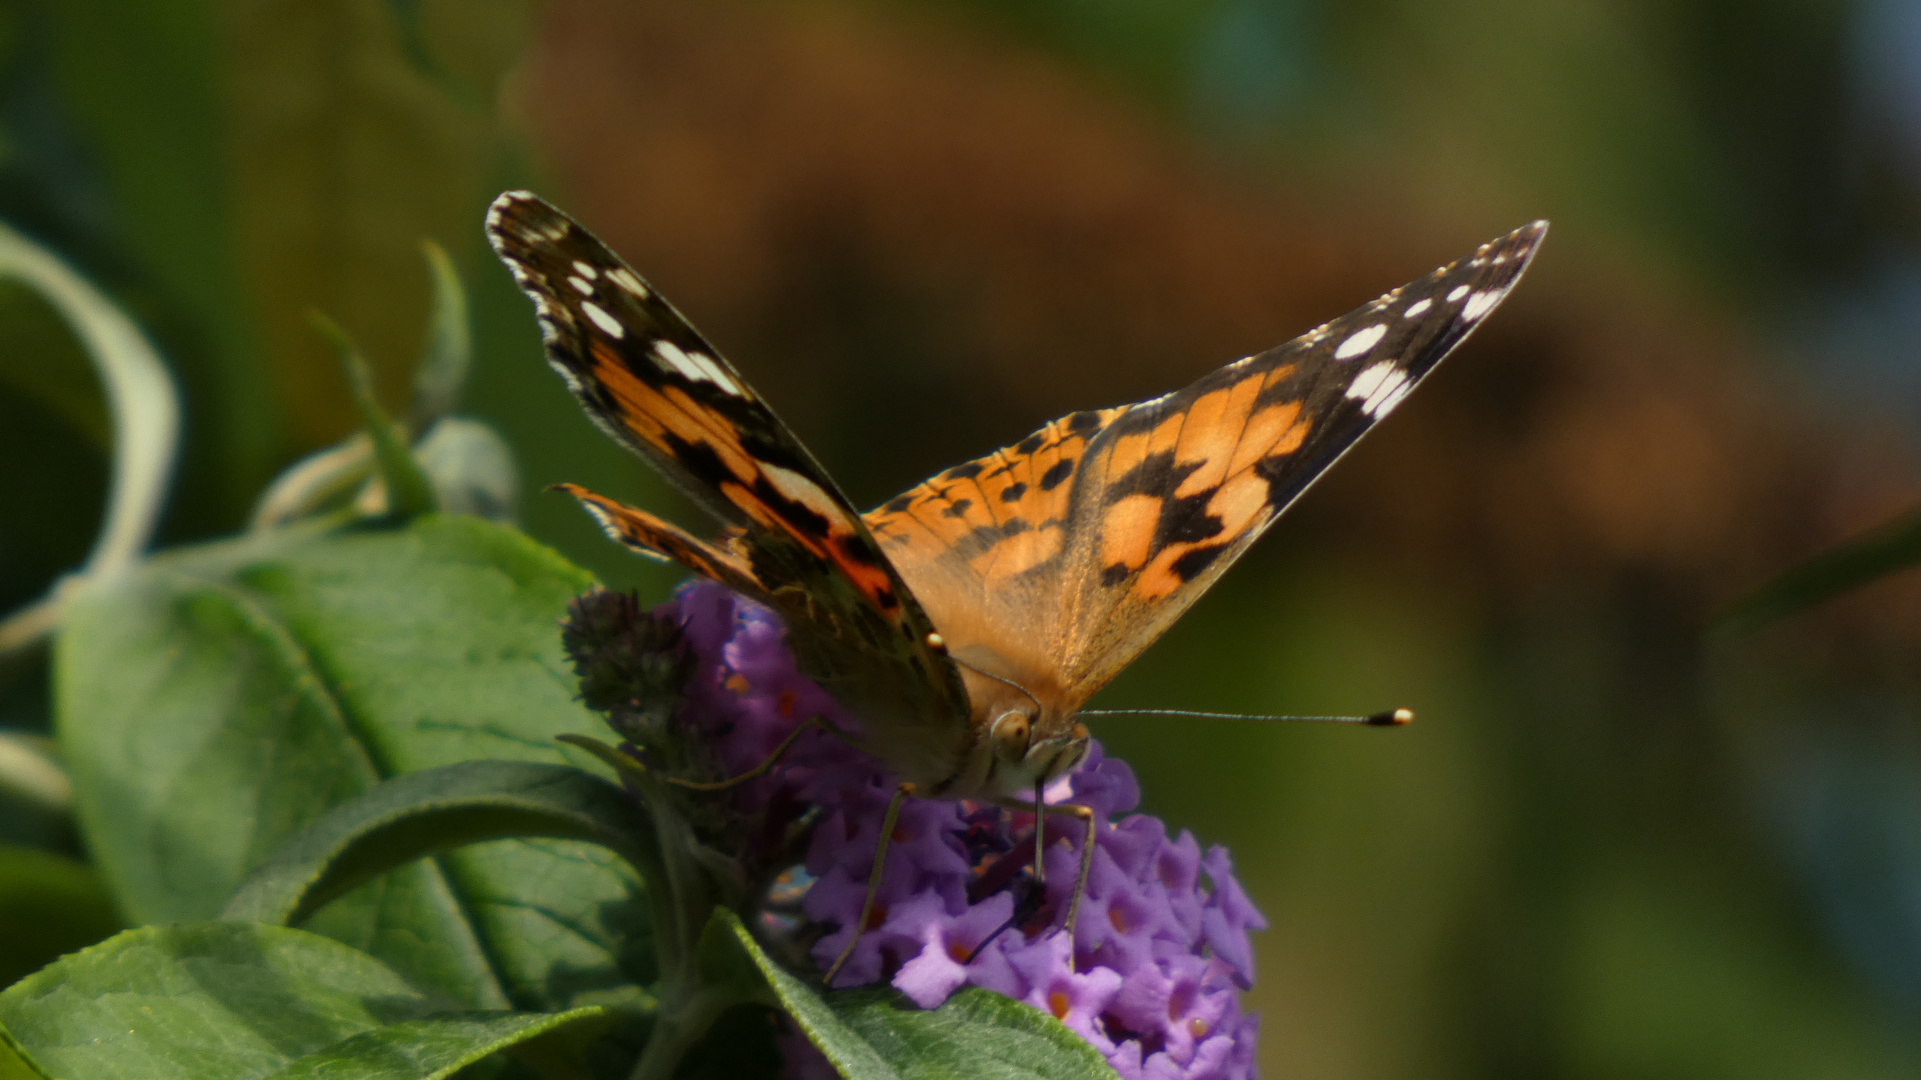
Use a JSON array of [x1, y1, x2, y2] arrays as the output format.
[[487, 190, 1544, 975]]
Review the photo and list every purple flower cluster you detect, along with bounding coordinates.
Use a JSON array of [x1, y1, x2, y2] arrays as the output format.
[[664, 580, 1266, 1080]]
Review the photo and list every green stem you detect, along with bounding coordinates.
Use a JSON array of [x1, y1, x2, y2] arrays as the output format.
[[630, 772, 706, 978], [558, 738, 752, 1077], [628, 982, 746, 1080]]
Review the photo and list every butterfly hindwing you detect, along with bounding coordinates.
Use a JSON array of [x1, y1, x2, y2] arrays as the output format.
[[868, 221, 1547, 707], [487, 192, 974, 784]]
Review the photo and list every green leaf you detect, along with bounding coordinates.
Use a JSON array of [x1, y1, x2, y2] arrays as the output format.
[[410, 241, 471, 431], [698, 910, 1117, 1080], [1718, 504, 1921, 635], [829, 988, 1119, 1080], [696, 910, 891, 1079], [314, 315, 438, 519], [55, 515, 644, 1012], [259, 1010, 614, 1080], [0, 220, 180, 654], [223, 760, 660, 935], [0, 846, 121, 989], [0, 922, 606, 1080], [0, 1020, 53, 1079]]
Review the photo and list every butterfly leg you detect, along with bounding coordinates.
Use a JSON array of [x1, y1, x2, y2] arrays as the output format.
[[666, 714, 829, 792], [969, 797, 1100, 969], [1025, 781, 1098, 945], [824, 781, 915, 987], [1044, 801, 1098, 949]]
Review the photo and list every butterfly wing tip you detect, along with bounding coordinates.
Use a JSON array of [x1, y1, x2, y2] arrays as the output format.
[[485, 191, 570, 251], [545, 481, 583, 496], [1507, 220, 1549, 249], [1367, 708, 1415, 727], [485, 191, 527, 226]]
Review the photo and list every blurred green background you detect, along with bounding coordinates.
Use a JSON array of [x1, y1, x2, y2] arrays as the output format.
[[8, 0, 1921, 1076]]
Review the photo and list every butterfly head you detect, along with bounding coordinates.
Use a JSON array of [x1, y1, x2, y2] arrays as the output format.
[[946, 644, 1090, 800], [987, 705, 1090, 798]]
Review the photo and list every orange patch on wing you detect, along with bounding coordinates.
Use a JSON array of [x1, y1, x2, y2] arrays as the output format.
[[912, 483, 996, 536], [590, 343, 762, 483], [1208, 473, 1270, 539], [973, 458, 1026, 506], [659, 384, 756, 473], [1227, 400, 1305, 476], [1146, 410, 1185, 456], [832, 556, 897, 615], [1173, 377, 1264, 497], [1269, 414, 1310, 457], [1132, 547, 1190, 601], [1100, 495, 1160, 572], [561, 484, 756, 588], [1099, 428, 1152, 487], [591, 353, 668, 439], [978, 521, 1064, 585], [719, 480, 771, 527]]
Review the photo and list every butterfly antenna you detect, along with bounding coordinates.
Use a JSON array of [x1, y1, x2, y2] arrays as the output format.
[[947, 652, 1045, 715], [1077, 707, 1414, 726]]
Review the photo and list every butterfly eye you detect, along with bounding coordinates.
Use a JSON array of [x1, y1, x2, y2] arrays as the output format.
[[990, 710, 1033, 762]]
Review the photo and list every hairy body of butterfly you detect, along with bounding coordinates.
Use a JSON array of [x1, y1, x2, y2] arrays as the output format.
[[487, 190, 1544, 978]]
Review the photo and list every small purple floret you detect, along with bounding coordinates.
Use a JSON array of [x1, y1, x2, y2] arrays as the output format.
[[661, 580, 1266, 1080]]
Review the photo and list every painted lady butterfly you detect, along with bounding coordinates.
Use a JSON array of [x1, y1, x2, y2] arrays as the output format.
[[487, 190, 1543, 961]]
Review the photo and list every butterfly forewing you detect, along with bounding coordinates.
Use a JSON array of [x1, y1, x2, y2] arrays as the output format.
[[1054, 221, 1547, 696], [487, 191, 975, 787], [868, 221, 1547, 708]]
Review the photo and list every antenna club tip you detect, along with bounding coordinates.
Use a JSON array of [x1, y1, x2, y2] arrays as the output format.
[[1368, 708, 1415, 727]]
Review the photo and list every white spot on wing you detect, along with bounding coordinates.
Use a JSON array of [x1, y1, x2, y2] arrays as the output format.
[[762, 463, 855, 530], [607, 267, 649, 298], [1366, 375, 1413, 417], [653, 340, 704, 381], [686, 351, 745, 396], [568, 276, 593, 295], [1334, 323, 1388, 360], [1446, 284, 1471, 302], [1344, 361, 1412, 418], [1345, 361, 1395, 402], [648, 340, 745, 395], [580, 300, 624, 338], [573, 260, 599, 279], [1462, 289, 1501, 320], [1403, 297, 1433, 319]]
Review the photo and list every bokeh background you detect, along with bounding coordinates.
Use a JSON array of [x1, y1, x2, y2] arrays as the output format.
[[8, 0, 1921, 1076]]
